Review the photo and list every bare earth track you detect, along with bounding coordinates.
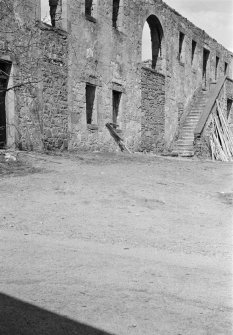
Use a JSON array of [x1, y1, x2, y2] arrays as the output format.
[[0, 151, 232, 334]]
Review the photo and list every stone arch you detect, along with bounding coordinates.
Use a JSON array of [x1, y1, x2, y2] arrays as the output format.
[[142, 14, 164, 73], [141, 14, 166, 152]]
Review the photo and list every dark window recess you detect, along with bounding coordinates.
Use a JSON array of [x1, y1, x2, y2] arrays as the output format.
[[0, 61, 11, 148], [202, 48, 210, 79], [112, 90, 121, 125], [112, 0, 120, 28], [86, 84, 96, 124], [0, 79, 7, 148], [85, 0, 93, 16], [227, 99, 233, 119], [224, 62, 228, 75], [178, 32, 185, 61], [146, 15, 163, 70], [191, 40, 196, 64], [215, 56, 219, 80]]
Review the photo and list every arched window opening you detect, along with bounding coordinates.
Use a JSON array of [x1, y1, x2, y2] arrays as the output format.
[[142, 15, 163, 72], [142, 22, 152, 66]]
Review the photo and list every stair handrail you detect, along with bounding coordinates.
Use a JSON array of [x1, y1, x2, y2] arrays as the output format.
[[194, 75, 227, 138]]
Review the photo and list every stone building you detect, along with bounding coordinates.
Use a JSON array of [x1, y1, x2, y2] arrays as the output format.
[[0, 0, 233, 155]]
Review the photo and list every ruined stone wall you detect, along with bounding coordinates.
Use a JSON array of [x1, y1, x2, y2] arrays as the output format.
[[14, 25, 68, 151], [67, 0, 233, 152], [1, 0, 233, 152], [40, 26, 68, 150], [141, 67, 165, 152], [0, 0, 69, 150], [67, 0, 143, 151]]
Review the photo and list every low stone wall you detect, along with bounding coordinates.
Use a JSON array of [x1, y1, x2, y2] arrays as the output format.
[[141, 67, 165, 152]]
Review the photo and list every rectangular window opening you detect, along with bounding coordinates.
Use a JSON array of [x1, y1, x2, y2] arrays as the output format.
[[86, 84, 96, 124], [85, 0, 97, 19], [203, 48, 210, 78], [227, 99, 233, 119], [178, 32, 185, 61], [112, 0, 120, 28], [191, 40, 197, 64], [215, 56, 219, 81], [85, 0, 92, 16], [224, 62, 228, 75], [112, 90, 122, 125]]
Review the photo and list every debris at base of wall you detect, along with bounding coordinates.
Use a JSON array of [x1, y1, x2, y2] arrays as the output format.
[[105, 123, 132, 154], [209, 99, 233, 162], [5, 152, 17, 162], [0, 150, 18, 162]]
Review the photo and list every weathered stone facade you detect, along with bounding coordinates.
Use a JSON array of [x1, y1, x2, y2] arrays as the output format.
[[65, 0, 233, 152], [0, 0, 233, 152], [0, 1, 68, 150], [141, 67, 165, 152]]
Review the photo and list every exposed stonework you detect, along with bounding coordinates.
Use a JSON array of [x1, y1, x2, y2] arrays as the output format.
[[66, 0, 233, 152], [15, 25, 68, 151], [0, 0, 233, 153], [141, 67, 165, 152], [0, 2, 68, 150], [40, 26, 68, 150]]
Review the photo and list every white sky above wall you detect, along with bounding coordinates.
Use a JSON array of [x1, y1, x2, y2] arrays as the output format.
[[164, 0, 233, 52], [41, 0, 50, 23], [143, 0, 233, 60], [40, 0, 233, 56]]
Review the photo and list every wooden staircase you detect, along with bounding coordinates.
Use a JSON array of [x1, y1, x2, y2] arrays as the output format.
[[174, 90, 208, 157]]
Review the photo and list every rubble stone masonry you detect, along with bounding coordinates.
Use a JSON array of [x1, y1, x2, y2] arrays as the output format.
[[0, 0, 232, 152], [141, 67, 165, 152], [67, 0, 233, 151]]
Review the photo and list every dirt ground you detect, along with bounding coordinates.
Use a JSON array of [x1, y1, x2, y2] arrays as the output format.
[[0, 151, 232, 335]]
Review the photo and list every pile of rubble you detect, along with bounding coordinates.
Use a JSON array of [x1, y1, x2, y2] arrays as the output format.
[[0, 150, 18, 163]]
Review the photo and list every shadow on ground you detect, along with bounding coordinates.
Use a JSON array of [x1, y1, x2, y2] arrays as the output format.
[[0, 293, 114, 335]]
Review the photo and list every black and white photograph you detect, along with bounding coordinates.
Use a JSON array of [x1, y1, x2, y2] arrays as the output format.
[[0, 0, 233, 334]]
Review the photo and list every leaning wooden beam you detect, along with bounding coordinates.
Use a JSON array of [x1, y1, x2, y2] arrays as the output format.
[[105, 123, 132, 154]]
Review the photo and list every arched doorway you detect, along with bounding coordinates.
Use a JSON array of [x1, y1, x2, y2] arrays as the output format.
[[142, 15, 164, 72], [141, 15, 165, 152]]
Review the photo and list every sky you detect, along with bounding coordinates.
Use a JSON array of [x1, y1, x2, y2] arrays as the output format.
[[41, 0, 50, 23], [164, 0, 233, 52], [40, 0, 233, 53], [142, 0, 233, 60]]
